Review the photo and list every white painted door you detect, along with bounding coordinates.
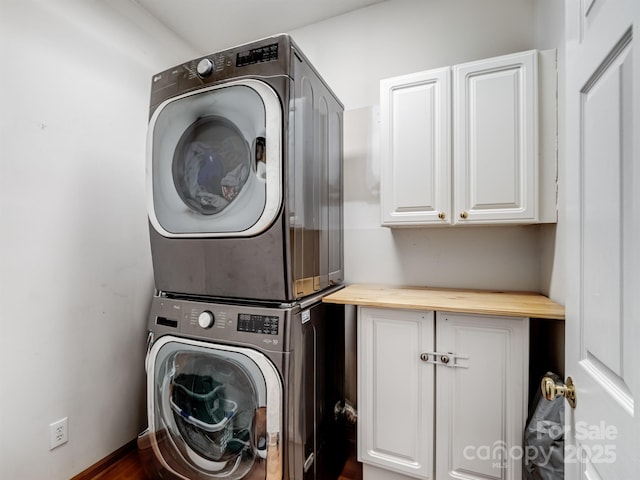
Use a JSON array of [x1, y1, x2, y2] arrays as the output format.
[[453, 51, 538, 224], [435, 313, 528, 480], [564, 0, 639, 478], [380, 68, 451, 225], [357, 307, 435, 479]]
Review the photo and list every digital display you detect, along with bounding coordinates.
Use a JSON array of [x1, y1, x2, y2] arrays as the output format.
[[237, 313, 279, 335], [236, 43, 278, 67]]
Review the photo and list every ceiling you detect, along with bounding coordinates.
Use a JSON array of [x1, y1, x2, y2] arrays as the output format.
[[134, 0, 386, 53]]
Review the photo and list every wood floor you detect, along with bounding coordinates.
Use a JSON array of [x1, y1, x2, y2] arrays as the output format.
[[73, 437, 362, 480]]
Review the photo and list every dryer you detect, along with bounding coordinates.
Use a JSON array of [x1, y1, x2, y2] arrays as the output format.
[[147, 35, 344, 302], [137, 288, 346, 480]]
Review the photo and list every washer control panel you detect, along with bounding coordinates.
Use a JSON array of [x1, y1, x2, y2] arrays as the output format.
[[197, 310, 215, 329], [237, 313, 279, 335], [149, 296, 288, 350]]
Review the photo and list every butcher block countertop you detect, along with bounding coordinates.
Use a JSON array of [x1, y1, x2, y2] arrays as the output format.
[[323, 284, 565, 320]]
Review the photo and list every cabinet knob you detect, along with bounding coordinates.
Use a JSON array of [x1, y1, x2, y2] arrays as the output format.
[[440, 355, 450, 364], [420, 353, 430, 362], [459, 211, 468, 219], [438, 212, 446, 220]]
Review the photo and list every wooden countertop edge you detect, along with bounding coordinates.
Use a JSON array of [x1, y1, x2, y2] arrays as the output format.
[[322, 284, 565, 320]]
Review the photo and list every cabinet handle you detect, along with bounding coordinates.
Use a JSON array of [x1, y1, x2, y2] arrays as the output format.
[[438, 212, 446, 220], [419, 351, 469, 368], [459, 211, 468, 219]]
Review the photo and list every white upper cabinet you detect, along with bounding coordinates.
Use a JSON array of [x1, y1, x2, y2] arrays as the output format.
[[453, 51, 537, 223], [380, 50, 557, 226], [380, 68, 451, 225]]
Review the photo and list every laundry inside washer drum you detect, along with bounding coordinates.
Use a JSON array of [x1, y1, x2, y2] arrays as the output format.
[[172, 116, 252, 215], [170, 373, 252, 462]]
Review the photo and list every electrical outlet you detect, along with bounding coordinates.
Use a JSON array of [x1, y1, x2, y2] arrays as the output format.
[[49, 417, 68, 450]]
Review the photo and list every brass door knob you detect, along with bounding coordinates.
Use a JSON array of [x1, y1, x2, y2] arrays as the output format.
[[541, 376, 577, 408], [459, 211, 468, 219], [438, 212, 446, 220]]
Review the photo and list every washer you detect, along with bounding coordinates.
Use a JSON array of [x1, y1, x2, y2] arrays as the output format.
[[137, 288, 347, 480], [147, 34, 344, 302]]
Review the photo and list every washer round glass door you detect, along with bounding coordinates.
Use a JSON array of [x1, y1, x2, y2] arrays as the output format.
[[148, 80, 282, 237], [147, 336, 283, 479]]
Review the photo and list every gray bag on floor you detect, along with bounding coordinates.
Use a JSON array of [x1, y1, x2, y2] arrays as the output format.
[[523, 372, 564, 480]]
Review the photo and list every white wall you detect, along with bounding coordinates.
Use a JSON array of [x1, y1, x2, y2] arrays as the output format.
[[291, 0, 566, 403], [0, 0, 567, 477], [0, 1, 195, 478], [291, 0, 562, 293]]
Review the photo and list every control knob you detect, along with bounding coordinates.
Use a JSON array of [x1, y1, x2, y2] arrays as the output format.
[[198, 311, 215, 329], [196, 58, 214, 77]]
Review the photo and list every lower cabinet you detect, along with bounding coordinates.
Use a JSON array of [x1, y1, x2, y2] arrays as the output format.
[[358, 307, 529, 480]]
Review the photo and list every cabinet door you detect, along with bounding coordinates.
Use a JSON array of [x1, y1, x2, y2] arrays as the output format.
[[453, 51, 538, 224], [435, 312, 529, 480], [380, 68, 451, 226], [358, 307, 435, 479]]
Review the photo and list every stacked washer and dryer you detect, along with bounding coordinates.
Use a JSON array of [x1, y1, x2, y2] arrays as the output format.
[[137, 35, 347, 480]]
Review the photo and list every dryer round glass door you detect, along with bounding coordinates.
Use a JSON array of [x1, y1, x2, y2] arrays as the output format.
[[148, 80, 283, 237], [146, 336, 283, 479]]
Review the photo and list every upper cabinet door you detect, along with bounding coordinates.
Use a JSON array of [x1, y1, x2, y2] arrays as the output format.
[[380, 68, 452, 226], [453, 51, 538, 224]]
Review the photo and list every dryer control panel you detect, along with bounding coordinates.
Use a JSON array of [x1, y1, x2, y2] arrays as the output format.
[[148, 34, 292, 114], [236, 43, 279, 67]]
